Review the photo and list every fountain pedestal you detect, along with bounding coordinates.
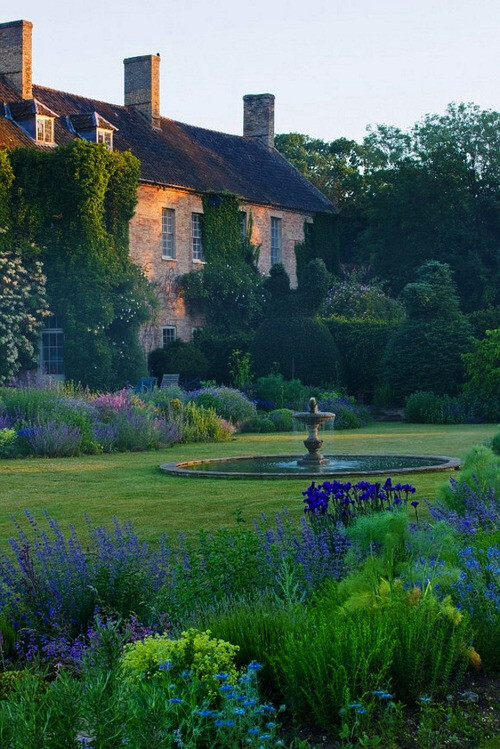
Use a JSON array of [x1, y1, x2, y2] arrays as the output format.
[[294, 397, 335, 465]]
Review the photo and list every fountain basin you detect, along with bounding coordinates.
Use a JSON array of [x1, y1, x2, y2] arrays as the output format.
[[160, 454, 460, 479]]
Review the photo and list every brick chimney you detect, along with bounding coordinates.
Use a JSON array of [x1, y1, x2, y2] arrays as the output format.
[[243, 94, 275, 149], [124, 54, 160, 128], [0, 20, 33, 99]]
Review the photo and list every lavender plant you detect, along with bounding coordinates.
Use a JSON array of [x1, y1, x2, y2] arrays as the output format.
[[426, 476, 498, 534]]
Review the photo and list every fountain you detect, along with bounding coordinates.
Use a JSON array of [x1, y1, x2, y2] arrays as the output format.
[[293, 397, 335, 465], [160, 396, 460, 478]]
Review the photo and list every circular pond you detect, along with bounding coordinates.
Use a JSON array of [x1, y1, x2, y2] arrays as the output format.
[[160, 454, 461, 479]]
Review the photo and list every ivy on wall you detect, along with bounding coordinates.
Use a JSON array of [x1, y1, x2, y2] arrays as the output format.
[[295, 213, 339, 279], [201, 193, 242, 263], [8, 140, 153, 389]]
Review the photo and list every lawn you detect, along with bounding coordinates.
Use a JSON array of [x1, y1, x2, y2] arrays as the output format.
[[0, 422, 496, 543]]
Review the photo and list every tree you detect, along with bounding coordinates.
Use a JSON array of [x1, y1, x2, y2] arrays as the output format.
[[380, 262, 471, 401]]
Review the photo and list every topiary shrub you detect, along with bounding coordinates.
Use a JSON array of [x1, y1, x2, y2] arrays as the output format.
[[380, 262, 471, 402], [250, 315, 340, 386], [148, 341, 208, 381]]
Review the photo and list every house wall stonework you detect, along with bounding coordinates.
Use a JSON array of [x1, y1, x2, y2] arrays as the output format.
[[129, 183, 313, 351]]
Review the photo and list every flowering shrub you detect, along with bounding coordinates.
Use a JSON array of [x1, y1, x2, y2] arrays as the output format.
[[17, 420, 82, 457], [188, 386, 255, 424], [452, 546, 499, 671], [0, 428, 19, 458], [122, 629, 239, 698], [315, 393, 370, 430], [302, 478, 417, 525], [426, 476, 498, 534]]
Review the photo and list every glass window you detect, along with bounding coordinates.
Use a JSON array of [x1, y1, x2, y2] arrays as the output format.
[[239, 211, 247, 237], [162, 208, 176, 258], [97, 129, 113, 150], [191, 213, 204, 261], [271, 217, 282, 266], [36, 116, 54, 144], [41, 317, 64, 376], [162, 326, 177, 347]]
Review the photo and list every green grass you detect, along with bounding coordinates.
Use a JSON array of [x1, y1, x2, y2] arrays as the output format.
[[0, 423, 496, 543]]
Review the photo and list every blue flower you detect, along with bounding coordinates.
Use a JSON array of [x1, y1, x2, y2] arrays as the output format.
[[243, 698, 256, 706], [248, 727, 259, 734], [168, 697, 182, 704], [356, 707, 367, 714], [234, 707, 245, 715], [225, 720, 235, 727], [349, 702, 362, 708], [220, 684, 233, 692], [419, 695, 432, 703], [248, 661, 263, 670], [158, 660, 173, 671], [216, 672, 229, 680], [199, 709, 212, 717], [380, 692, 393, 699], [214, 719, 225, 726]]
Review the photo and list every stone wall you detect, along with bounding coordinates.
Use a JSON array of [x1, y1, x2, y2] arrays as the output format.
[[129, 183, 313, 351]]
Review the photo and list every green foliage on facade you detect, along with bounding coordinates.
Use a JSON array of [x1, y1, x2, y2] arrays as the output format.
[[7, 141, 152, 389], [201, 193, 242, 263]]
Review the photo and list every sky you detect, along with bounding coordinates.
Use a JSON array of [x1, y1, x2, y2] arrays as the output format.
[[3, 0, 499, 143]]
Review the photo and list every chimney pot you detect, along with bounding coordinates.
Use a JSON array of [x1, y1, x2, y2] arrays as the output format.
[[0, 19, 33, 99], [243, 93, 275, 148]]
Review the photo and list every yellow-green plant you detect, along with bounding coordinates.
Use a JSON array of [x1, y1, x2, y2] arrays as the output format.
[[122, 628, 239, 698]]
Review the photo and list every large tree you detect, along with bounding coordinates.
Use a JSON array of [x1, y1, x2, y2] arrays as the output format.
[[277, 103, 500, 312]]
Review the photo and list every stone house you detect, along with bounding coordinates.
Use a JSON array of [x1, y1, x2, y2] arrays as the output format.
[[0, 19, 333, 376]]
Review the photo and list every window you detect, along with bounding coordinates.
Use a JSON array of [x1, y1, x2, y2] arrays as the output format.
[[162, 208, 176, 258], [41, 315, 64, 377], [36, 116, 54, 144], [239, 211, 247, 237], [191, 213, 204, 261], [162, 326, 177, 347], [97, 129, 113, 150], [270, 217, 282, 266]]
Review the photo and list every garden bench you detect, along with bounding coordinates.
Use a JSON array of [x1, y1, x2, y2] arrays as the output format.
[[134, 377, 157, 392], [160, 374, 180, 388]]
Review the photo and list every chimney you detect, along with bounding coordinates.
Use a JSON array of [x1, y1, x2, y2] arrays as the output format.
[[124, 54, 160, 128], [0, 20, 33, 99], [243, 94, 275, 148]]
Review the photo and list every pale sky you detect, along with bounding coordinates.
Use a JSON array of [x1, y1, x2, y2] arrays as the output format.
[[2, 0, 499, 142]]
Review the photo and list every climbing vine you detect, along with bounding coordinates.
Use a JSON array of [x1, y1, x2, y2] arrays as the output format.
[[201, 193, 242, 263], [7, 140, 153, 389]]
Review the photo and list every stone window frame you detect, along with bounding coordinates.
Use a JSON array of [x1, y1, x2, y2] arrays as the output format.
[[162, 326, 177, 347], [41, 314, 64, 377], [162, 208, 176, 259], [36, 116, 54, 144], [191, 212, 204, 262], [270, 216, 282, 266]]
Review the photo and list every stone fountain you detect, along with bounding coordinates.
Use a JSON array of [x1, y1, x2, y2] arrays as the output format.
[[293, 397, 335, 465]]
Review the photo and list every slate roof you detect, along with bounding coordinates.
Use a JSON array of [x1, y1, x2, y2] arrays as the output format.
[[0, 76, 333, 214]]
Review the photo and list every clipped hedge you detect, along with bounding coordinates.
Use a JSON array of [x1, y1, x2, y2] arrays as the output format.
[[250, 315, 340, 386], [324, 318, 398, 396]]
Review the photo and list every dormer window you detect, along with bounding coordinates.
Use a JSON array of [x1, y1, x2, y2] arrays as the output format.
[[69, 112, 117, 151], [97, 128, 113, 150], [36, 116, 54, 143]]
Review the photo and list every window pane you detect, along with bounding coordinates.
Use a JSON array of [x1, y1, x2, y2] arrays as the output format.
[[162, 208, 176, 258], [271, 217, 282, 266], [162, 327, 177, 347], [191, 213, 204, 261]]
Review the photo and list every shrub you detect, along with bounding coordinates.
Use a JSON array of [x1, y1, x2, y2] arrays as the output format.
[[314, 393, 368, 430], [251, 315, 341, 386], [0, 428, 19, 458], [324, 318, 398, 396], [239, 416, 275, 433], [17, 421, 82, 457], [188, 386, 255, 424], [404, 391, 475, 424], [268, 408, 294, 431], [492, 431, 500, 456], [452, 546, 499, 672], [193, 328, 255, 384], [462, 329, 500, 421], [251, 373, 309, 410], [380, 262, 471, 402], [297, 257, 331, 314], [148, 341, 209, 381], [122, 628, 239, 698], [322, 271, 405, 323], [182, 402, 234, 443], [112, 410, 164, 451]]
